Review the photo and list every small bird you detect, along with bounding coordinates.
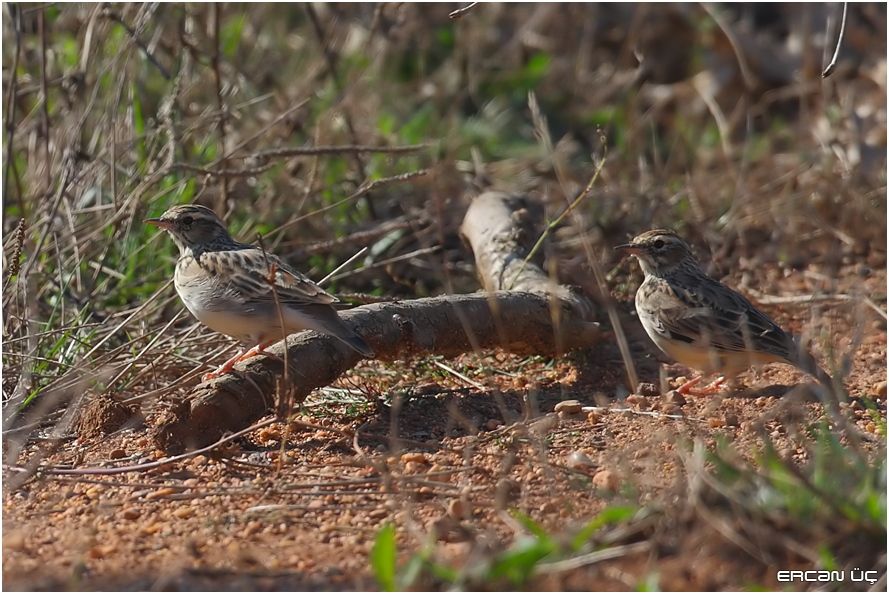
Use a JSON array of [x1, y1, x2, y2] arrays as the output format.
[[146, 204, 373, 380], [616, 229, 832, 394]]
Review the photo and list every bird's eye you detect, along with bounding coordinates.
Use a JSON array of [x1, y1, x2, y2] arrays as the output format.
[[181, 216, 194, 226], [653, 239, 665, 249]]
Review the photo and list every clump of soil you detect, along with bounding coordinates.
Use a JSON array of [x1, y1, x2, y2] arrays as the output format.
[[73, 395, 142, 438]]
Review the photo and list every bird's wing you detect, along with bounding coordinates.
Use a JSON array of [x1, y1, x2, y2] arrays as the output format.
[[201, 248, 338, 307], [658, 274, 793, 359]]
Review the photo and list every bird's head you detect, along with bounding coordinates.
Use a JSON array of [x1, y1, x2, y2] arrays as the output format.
[[145, 204, 233, 255], [616, 229, 697, 276]]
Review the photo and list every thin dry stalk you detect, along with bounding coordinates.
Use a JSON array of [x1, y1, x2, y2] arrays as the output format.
[[822, 2, 848, 78], [100, 6, 171, 79], [211, 3, 228, 211], [21, 417, 277, 478], [304, 3, 376, 218], [526, 92, 639, 391], [449, 3, 479, 20], [3, 5, 24, 210], [269, 168, 431, 237]]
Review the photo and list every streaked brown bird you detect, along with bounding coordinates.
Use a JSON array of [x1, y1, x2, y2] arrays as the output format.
[[146, 205, 373, 380], [617, 229, 833, 394]]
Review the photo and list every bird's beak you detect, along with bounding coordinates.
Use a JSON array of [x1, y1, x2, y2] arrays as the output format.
[[615, 242, 642, 255], [145, 218, 173, 230]]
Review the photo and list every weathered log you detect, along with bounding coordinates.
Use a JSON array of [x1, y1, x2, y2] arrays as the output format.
[[151, 191, 600, 453]]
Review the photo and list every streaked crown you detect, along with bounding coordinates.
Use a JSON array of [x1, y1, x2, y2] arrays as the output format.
[[145, 204, 235, 255], [617, 228, 697, 276]]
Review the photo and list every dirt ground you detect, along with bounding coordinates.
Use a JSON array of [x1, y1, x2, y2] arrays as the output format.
[[3, 263, 886, 591]]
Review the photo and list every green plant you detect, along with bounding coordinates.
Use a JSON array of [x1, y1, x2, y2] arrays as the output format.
[[371, 523, 397, 592], [371, 505, 639, 590], [702, 422, 886, 586]]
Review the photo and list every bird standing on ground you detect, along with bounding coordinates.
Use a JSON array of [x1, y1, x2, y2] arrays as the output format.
[[616, 229, 833, 394], [146, 204, 374, 381]]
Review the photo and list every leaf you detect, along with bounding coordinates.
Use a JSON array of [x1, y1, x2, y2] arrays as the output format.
[[488, 536, 556, 586], [570, 505, 637, 551], [510, 510, 553, 544], [221, 14, 246, 58], [371, 523, 397, 592]]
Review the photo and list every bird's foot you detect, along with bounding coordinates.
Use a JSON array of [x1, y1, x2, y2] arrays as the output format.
[[201, 353, 243, 382], [677, 375, 727, 396], [201, 341, 280, 382]]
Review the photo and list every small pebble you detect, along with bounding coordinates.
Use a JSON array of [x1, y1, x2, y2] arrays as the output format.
[[875, 381, 887, 399], [428, 463, 448, 475], [664, 391, 687, 406], [485, 419, 503, 431], [140, 522, 164, 535], [145, 487, 178, 500], [401, 452, 430, 465], [587, 411, 602, 424], [593, 469, 619, 491], [403, 461, 424, 474], [121, 508, 141, 521], [539, 501, 559, 514], [258, 427, 281, 442], [89, 544, 115, 559], [173, 507, 195, 519], [554, 400, 582, 414], [661, 404, 683, 416], [724, 413, 740, 427], [566, 450, 596, 471], [368, 508, 388, 519], [109, 448, 127, 459], [636, 382, 660, 397], [448, 498, 469, 519]]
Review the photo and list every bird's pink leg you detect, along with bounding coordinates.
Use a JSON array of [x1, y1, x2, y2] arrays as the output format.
[[202, 340, 277, 381], [676, 375, 727, 396], [676, 375, 702, 394]]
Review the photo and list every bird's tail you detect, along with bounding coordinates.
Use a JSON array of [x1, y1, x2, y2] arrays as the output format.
[[789, 341, 837, 393], [335, 330, 375, 358], [291, 305, 375, 358], [321, 311, 374, 357]]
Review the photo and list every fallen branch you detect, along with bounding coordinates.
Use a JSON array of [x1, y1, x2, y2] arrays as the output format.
[[151, 192, 600, 453]]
